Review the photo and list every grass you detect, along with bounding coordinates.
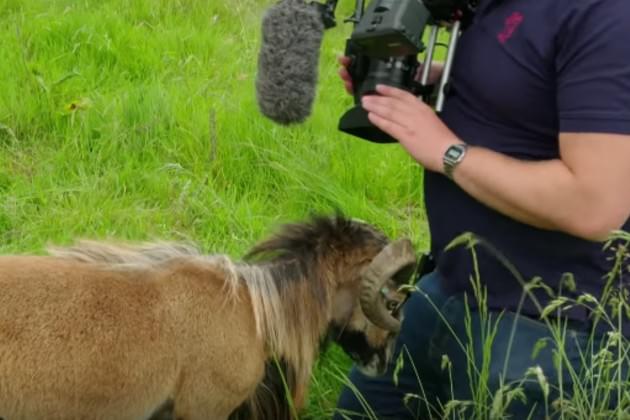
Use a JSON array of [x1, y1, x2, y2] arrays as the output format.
[[0, 0, 427, 249], [0, 0, 427, 417], [335, 232, 629, 420], [3, 1, 628, 419]]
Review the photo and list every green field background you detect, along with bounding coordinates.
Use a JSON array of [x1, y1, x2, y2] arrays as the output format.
[[0, 0, 428, 416]]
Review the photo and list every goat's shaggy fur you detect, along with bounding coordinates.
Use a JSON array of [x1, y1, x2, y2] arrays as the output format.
[[0, 215, 407, 420]]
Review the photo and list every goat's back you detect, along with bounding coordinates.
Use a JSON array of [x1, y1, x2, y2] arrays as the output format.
[[0, 256, 264, 420]]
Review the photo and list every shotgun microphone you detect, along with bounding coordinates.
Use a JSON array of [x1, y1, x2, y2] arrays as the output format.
[[255, 0, 328, 125]]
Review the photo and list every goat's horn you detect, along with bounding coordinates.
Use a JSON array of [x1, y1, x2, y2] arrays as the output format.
[[360, 239, 417, 332]]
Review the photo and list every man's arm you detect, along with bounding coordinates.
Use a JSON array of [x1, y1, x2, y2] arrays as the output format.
[[361, 85, 630, 242], [452, 132, 630, 241]]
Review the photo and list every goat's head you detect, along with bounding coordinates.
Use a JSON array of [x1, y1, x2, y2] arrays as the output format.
[[329, 232, 417, 376], [244, 215, 417, 376]]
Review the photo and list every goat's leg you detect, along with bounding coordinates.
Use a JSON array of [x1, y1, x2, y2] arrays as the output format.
[[147, 399, 174, 420], [172, 396, 235, 420], [170, 383, 236, 420], [173, 406, 229, 420]]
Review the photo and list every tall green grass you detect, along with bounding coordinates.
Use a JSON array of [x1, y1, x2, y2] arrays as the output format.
[[441, 232, 630, 419], [0, 0, 426, 416], [0, 0, 428, 251], [3, 1, 627, 419], [339, 232, 629, 419]]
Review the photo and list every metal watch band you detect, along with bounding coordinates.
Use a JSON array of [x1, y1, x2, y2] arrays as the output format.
[[443, 143, 468, 179]]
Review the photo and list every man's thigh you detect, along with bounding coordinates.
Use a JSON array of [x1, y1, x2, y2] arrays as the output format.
[[436, 305, 601, 419], [334, 273, 614, 420]]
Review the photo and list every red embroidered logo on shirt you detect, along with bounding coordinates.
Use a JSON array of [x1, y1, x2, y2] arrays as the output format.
[[498, 12, 524, 44]]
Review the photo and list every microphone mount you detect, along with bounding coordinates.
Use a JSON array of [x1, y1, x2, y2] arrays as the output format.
[[313, 0, 339, 29]]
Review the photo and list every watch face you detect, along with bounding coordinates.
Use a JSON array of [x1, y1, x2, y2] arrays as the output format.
[[443, 144, 467, 179], [446, 147, 463, 159]]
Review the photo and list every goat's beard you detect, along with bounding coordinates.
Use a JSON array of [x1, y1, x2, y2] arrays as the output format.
[[327, 323, 398, 377], [356, 335, 396, 377]]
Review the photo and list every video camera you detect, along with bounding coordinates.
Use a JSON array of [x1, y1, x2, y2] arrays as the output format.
[[317, 0, 477, 143]]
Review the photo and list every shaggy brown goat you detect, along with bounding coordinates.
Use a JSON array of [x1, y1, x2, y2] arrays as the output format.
[[0, 215, 416, 420]]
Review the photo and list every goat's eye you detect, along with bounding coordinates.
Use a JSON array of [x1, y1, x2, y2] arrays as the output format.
[[386, 300, 398, 311]]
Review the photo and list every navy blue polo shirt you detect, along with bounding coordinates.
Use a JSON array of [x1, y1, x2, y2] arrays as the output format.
[[426, 0, 630, 323]]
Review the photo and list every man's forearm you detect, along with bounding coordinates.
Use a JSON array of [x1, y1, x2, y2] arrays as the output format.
[[358, 85, 630, 239], [452, 146, 605, 241]]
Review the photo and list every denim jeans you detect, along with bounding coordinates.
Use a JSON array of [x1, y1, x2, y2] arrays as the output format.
[[334, 271, 622, 419]]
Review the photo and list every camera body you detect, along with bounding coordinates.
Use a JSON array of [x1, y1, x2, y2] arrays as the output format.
[[337, 0, 475, 143], [351, 0, 429, 58]]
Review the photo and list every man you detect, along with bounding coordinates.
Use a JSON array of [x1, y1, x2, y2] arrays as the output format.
[[334, 0, 630, 418]]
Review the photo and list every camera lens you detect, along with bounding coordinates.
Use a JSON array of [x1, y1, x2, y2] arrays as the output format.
[[359, 56, 416, 96]]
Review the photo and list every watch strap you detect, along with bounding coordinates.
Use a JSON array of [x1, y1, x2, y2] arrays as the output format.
[[443, 143, 468, 179]]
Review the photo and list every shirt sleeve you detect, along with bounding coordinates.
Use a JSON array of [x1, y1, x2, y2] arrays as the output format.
[[556, 0, 630, 134]]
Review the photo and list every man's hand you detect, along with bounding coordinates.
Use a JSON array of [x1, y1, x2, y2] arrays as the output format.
[[415, 61, 444, 86], [354, 85, 630, 242], [361, 84, 460, 173], [338, 56, 354, 95]]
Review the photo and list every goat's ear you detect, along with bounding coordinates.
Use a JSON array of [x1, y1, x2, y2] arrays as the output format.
[[331, 288, 356, 323]]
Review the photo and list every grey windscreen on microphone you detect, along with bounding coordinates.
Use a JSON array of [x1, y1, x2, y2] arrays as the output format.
[[256, 0, 325, 125]]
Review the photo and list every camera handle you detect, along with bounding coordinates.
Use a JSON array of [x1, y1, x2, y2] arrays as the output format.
[[419, 25, 440, 86], [435, 19, 461, 112], [417, 19, 462, 112]]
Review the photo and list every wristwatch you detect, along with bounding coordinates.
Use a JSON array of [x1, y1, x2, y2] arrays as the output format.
[[443, 143, 468, 179]]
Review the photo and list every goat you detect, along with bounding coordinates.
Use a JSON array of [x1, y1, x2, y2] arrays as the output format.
[[0, 215, 416, 420]]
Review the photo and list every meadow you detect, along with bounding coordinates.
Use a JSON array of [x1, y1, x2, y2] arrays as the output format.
[[2, 0, 628, 419], [0, 0, 426, 417]]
